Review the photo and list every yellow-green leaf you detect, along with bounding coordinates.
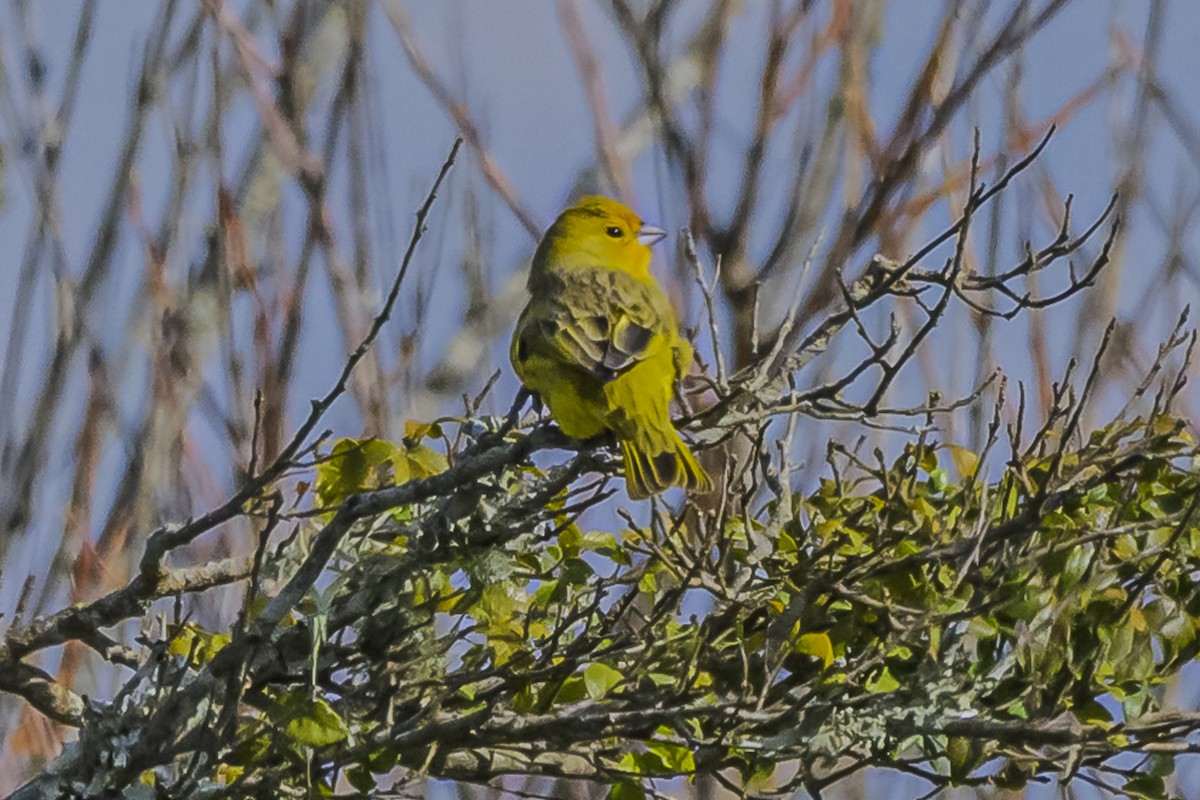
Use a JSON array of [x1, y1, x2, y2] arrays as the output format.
[[406, 443, 449, 477], [315, 437, 403, 508], [168, 623, 231, 665], [583, 662, 624, 699], [271, 692, 349, 748], [946, 444, 979, 479], [794, 632, 834, 668], [606, 780, 645, 800], [865, 666, 900, 693]]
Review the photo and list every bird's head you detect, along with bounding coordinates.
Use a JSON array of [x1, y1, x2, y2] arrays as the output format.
[[533, 196, 667, 281]]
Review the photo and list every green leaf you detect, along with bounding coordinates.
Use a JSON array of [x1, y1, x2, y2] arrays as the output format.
[[606, 780, 645, 800], [1148, 753, 1176, 777], [315, 434, 447, 508], [927, 467, 950, 494], [404, 419, 443, 441], [1075, 698, 1114, 729], [794, 632, 834, 668], [316, 437, 404, 508], [647, 741, 695, 772], [583, 662, 624, 699], [946, 443, 979, 479], [1123, 774, 1166, 799], [946, 735, 982, 784], [367, 747, 399, 774], [865, 666, 900, 694], [346, 764, 375, 793], [406, 442, 449, 477], [558, 526, 583, 558], [225, 719, 272, 766], [270, 692, 349, 748], [167, 623, 231, 665], [547, 676, 587, 706]]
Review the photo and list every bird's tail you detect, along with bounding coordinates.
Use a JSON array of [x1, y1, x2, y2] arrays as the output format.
[[620, 431, 711, 499]]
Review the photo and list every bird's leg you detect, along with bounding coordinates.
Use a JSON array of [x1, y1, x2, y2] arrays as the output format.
[[496, 387, 533, 438]]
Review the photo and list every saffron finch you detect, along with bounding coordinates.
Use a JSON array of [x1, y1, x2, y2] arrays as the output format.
[[511, 196, 710, 498]]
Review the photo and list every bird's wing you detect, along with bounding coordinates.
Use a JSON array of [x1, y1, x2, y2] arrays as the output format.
[[524, 269, 669, 382]]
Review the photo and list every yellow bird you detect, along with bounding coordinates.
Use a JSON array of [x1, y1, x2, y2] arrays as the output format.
[[510, 196, 710, 498]]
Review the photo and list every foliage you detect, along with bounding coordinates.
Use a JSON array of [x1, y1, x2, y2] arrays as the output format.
[[194, 399, 1200, 799], [19, 306, 1200, 799]]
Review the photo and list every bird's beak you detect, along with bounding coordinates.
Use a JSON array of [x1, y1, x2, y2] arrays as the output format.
[[636, 224, 667, 246]]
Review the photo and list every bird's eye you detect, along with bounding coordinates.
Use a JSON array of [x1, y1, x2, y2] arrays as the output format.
[[605, 226, 623, 238]]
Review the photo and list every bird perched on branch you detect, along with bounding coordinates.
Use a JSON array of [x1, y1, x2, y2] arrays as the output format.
[[510, 196, 710, 498]]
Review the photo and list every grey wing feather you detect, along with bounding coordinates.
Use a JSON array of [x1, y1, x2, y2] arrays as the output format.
[[599, 316, 654, 375], [541, 270, 665, 381]]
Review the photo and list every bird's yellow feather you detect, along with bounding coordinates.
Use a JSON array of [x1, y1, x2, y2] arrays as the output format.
[[511, 196, 710, 498]]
